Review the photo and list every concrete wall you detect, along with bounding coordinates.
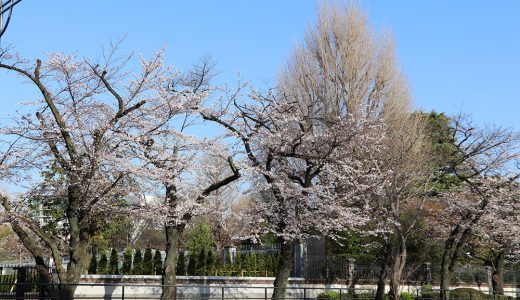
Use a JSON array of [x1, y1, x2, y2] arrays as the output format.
[[76, 275, 520, 299]]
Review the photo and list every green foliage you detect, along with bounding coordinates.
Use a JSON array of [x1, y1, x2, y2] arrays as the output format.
[[450, 288, 493, 300], [400, 292, 414, 300], [153, 249, 163, 275], [177, 252, 186, 276], [196, 249, 207, 275], [88, 249, 98, 274], [98, 251, 108, 275], [187, 252, 197, 276], [143, 247, 153, 275], [109, 248, 119, 275], [325, 231, 378, 262], [234, 251, 242, 272], [122, 247, 133, 275], [317, 291, 341, 300], [186, 219, 214, 259], [421, 111, 462, 192], [133, 246, 143, 275], [206, 250, 214, 274]]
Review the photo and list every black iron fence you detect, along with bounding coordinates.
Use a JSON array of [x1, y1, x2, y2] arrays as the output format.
[[0, 283, 374, 299]]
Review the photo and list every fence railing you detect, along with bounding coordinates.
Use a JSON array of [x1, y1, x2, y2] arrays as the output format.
[[0, 283, 374, 299]]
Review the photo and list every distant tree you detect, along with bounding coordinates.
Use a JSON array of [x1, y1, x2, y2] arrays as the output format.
[[177, 252, 186, 276], [122, 247, 133, 275], [143, 247, 153, 275], [133, 246, 143, 275], [153, 249, 163, 275], [88, 249, 98, 274], [98, 251, 108, 275], [109, 248, 119, 275], [186, 219, 214, 260]]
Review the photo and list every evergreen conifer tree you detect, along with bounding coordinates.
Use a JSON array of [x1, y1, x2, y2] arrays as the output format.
[[98, 251, 108, 275], [196, 249, 206, 276], [177, 252, 186, 276], [133, 246, 143, 274], [206, 250, 214, 275], [143, 247, 153, 275], [187, 252, 197, 276], [257, 253, 266, 276], [234, 251, 242, 274], [122, 247, 133, 275], [88, 249, 98, 274], [153, 249, 163, 275], [109, 248, 119, 275]]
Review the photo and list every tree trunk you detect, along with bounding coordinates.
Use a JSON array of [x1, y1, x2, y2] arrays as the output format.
[[492, 250, 505, 296], [161, 225, 182, 300], [271, 240, 295, 300], [389, 239, 407, 300], [375, 240, 393, 300]]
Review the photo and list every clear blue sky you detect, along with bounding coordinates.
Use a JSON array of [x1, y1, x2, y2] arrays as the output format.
[[1, 0, 519, 129]]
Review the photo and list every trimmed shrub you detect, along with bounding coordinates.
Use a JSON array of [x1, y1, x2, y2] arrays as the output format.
[[401, 292, 414, 300], [133, 246, 143, 274], [88, 249, 98, 274], [177, 252, 186, 275], [109, 248, 119, 275], [317, 291, 340, 300], [98, 251, 108, 275], [187, 253, 197, 276], [206, 250, 214, 275], [196, 249, 207, 275], [122, 247, 132, 275], [450, 288, 492, 300], [143, 247, 153, 275], [154, 249, 163, 275]]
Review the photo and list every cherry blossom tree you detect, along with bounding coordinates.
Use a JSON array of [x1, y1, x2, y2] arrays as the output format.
[[0, 44, 176, 299], [434, 116, 519, 300], [127, 58, 241, 300], [447, 175, 520, 296]]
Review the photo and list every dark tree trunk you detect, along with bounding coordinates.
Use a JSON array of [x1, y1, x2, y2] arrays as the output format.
[[440, 224, 471, 300], [271, 240, 295, 300], [492, 250, 505, 296], [161, 225, 182, 300], [376, 240, 393, 300], [388, 236, 407, 300]]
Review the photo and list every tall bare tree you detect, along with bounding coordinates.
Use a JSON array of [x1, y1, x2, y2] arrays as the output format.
[[278, 3, 421, 299]]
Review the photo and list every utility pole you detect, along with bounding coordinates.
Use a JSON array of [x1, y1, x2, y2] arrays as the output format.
[[0, 0, 22, 41]]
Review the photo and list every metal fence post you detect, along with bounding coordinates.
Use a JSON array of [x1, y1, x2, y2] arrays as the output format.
[[303, 287, 307, 300], [222, 286, 225, 300], [121, 284, 125, 300], [265, 287, 268, 300]]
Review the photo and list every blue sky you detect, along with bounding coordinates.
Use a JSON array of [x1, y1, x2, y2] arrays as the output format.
[[1, 0, 519, 129]]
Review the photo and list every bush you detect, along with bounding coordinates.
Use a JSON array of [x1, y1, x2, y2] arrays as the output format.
[[143, 247, 153, 275], [187, 253, 197, 276], [317, 291, 340, 300], [109, 248, 119, 274], [177, 252, 186, 275], [88, 249, 98, 274], [133, 246, 143, 274], [153, 249, 163, 275], [401, 292, 414, 300], [122, 247, 132, 275], [98, 251, 108, 274], [450, 288, 491, 300]]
